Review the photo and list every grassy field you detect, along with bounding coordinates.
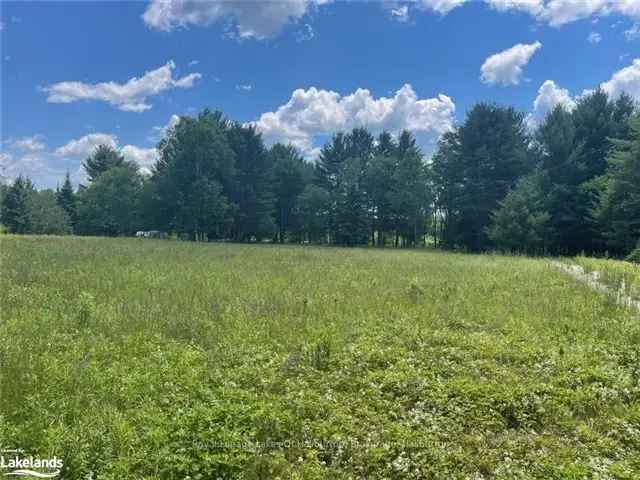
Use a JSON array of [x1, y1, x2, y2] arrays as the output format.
[[1, 236, 639, 479]]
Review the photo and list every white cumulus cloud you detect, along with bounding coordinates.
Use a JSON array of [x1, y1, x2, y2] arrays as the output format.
[[480, 41, 542, 86], [599, 58, 640, 101], [43, 61, 201, 112], [142, 0, 330, 40], [3, 132, 160, 188], [487, 0, 544, 16], [465, 1, 640, 27], [55, 134, 118, 158], [55, 133, 158, 173], [11, 135, 46, 152], [121, 145, 159, 175], [527, 79, 576, 128], [252, 84, 455, 156]]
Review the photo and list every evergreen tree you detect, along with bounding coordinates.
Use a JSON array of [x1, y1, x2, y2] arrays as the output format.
[[76, 165, 143, 236], [56, 171, 77, 228], [152, 110, 236, 239], [389, 131, 430, 247], [270, 143, 309, 243], [82, 145, 133, 182], [487, 169, 552, 254], [431, 131, 463, 248], [315, 132, 349, 191], [333, 157, 370, 246], [595, 115, 640, 254], [535, 105, 585, 254], [1, 176, 35, 233], [298, 184, 330, 243], [365, 151, 396, 246], [226, 123, 275, 241], [540, 89, 636, 253], [176, 178, 233, 241], [431, 103, 532, 250]]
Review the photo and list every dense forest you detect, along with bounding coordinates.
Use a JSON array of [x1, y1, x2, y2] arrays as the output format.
[[2, 88, 639, 258]]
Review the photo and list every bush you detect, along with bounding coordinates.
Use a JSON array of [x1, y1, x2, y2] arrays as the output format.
[[626, 244, 640, 264]]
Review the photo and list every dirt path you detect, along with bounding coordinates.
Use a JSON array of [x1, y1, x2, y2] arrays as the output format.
[[550, 261, 640, 313]]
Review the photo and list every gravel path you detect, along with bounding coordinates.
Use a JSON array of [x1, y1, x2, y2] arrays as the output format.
[[550, 261, 640, 313]]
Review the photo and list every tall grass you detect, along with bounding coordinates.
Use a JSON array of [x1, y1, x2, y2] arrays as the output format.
[[1, 236, 639, 479], [571, 255, 640, 302]]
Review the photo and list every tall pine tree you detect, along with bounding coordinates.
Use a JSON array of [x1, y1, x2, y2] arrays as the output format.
[[56, 171, 77, 229]]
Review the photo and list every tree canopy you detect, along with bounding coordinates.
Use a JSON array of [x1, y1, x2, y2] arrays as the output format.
[[2, 89, 638, 258]]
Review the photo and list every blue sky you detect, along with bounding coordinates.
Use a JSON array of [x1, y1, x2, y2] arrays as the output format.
[[1, 0, 639, 187]]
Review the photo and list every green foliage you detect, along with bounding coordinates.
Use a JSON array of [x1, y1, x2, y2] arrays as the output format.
[[333, 157, 371, 246], [431, 103, 533, 251], [7, 88, 639, 255], [0, 176, 36, 233], [388, 131, 431, 247], [2, 238, 640, 478], [487, 169, 552, 254], [0, 178, 71, 235], [540, 89, 636, 254], [626, 245, 640, 264], [297, 184, 330, 243], [56, 171, 77, 228], [270, 143, 310, 242], [595, 115, 640, 255], [226, 122, 276, 241], [153, 110, 237, 239], [27, 189, 73, 235], [76, 165, 143, 236], [82, 144, 134, 183]]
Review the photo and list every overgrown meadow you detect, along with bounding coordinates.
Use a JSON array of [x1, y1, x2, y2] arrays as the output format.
[[1, 236, 639, 479]]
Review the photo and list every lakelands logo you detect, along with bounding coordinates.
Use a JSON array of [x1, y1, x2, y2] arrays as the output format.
[[0, 449, 63, 478]]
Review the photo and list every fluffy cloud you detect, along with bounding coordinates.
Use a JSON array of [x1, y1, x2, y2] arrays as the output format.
[[1, 152, 58, 187], [480, 41, 542, 86], [3, 133, 159, 188], [252, 84, 455, 156], [55, 134, 118, 158], [487, 0, 544, 15], [599, 58, 640, 100], [121, 145, 159, 174], [458, 1, 640, 26], [527, 79, 576, 128], [140, 1, 640, 41], [527, 60, 640, 129], [417, 0, 469, 14], [56, 133, 158, 173], [43, 61, 201, 112], [236, 84, 253, 91], [11, 135, 46, 152], [142, 0, 330, 40], [2, 146, 80, 188], [525, 1, 639, 26]]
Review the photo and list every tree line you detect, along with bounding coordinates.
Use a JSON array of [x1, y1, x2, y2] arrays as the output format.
[[1, 88, 639, 258]]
